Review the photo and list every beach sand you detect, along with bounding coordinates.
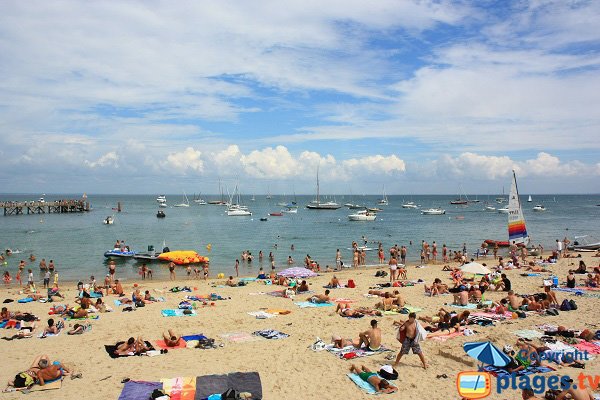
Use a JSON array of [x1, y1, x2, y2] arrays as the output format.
[[1, 253, 599, 399]]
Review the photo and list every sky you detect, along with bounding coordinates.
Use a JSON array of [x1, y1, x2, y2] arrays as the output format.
[[0, 0, 599, 195]]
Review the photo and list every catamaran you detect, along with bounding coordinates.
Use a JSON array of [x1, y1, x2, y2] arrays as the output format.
[[306, 165, 341, 209]]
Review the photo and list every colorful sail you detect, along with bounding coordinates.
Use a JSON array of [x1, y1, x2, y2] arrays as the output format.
[[507, 170, 529, 245]]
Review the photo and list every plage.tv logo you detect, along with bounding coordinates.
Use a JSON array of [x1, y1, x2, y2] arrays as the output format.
[[456, 371, 492, 399]]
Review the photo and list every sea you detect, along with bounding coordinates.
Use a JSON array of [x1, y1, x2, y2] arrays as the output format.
[[0, 194, 598, 282]]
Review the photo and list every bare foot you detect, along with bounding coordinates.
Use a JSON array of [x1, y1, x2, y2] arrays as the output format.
[[423, 364, 428, 370]]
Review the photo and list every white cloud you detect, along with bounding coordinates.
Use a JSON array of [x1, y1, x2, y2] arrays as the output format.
[[343, 155, 406, 175], [85, 151, 119, 168], [240, 146, 299, 179], [161, 147, 204, 174]]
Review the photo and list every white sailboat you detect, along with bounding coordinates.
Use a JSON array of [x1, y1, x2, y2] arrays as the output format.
[[173, 192, 190, 207], [193, 193, 207, 205], [527, 195, 532, 203], [227, 184, 252, 216], [377, 186, 389, 205], [306, 165, 341, 210]]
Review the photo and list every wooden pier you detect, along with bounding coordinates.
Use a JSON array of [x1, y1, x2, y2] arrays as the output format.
[[1, 200, 90, 216]]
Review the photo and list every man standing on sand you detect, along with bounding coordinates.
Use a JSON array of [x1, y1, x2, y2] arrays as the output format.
[[355, 319, 382, 351], [168, 262, 176, 280], [336, 249, 341, 269], [393, 312, 427, 369], [234, 259, 239, 277]]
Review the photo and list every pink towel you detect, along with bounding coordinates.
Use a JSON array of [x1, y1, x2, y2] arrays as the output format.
[[574, 341, 600, 355], [430, 331, 464, 342]]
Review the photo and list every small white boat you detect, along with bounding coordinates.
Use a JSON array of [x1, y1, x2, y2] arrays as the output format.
[[568, 235, 600, 251], [103, 216, 114, 225], [484, 205, 496, 211], [348, 210, 376, 221], [377, 186, 388, 205], [421, 208, 445, 215], [282, 207, 298, 214], [527, 195, 532, 202], [532, 204, 546, 212], [156, 195, 166, 203], [401, 201, 418, 209], [227, 208, 252, 216], [497, 207, 509, 214], [158, 202, 167, 208]]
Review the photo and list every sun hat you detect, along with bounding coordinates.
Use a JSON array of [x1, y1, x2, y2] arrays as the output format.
[[379, 365, 398, 380]]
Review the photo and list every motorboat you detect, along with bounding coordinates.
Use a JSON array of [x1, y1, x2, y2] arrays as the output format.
[[103, 216, 114, 225], [282, 207, 298, 214], [348, 210, 376, 221], [497, 207, 509, 213], [227, 208, 252, 216], [269, 212, 283, 217], [401, 202, 418, 209], [133, 245, 168, 262], [260, 217, 268, 221], [450, 199, 468, 205], [421, 208, 446, 215], [567, 235, 600, 251], [156, 195, 166, 203], [484, 204, 496, 211], [157, 210, 166, 218], [532, 204, 546, 212], [104, 249, 136, 258], [367, 207, 383, 212]]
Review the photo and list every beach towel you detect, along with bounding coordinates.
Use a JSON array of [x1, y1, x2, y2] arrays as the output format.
[[63, 314, 99, 321], [161, 309, 197, 317], [104, 341, 155, 358], [347, 373, 397, 395], [333, 298, 356, 303], [162, 376, 196, 400], [382, 310, 400, 315], [240, 277, 257, 282], [37, 330, 61, 338], [450, 303, 478, 310], [17, 297, 34, 303], [402, 306, 423, 313], [28, 378, 63, 392], [326, 344, 392, 359], [247, 311, 275, 319], [118, 381, 162, 400], [574, 341, 600, 355], [514, 329, 545, 340], [266, 291, 285, 297], [483, 365, 555, 377], [294, 301, 333, 308], [252, 329, 289, 339], [155, 339, 188, 350], [470, 311, 512, 320], [219, 332, 262, 343], [182, 334, 207, 342], [430, 331, 465, 342], [194, 372, 262, 400], [265, 309, 291, 315]]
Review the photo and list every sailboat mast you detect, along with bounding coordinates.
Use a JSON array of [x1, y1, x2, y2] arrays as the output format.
[[316, 164, 320, 203]]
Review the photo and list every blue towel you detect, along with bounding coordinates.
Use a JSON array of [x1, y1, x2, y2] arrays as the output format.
[[18, 297, 34, 303], [114, 299, 122, 307], [347, 373, 377, 394], [182, 334, 207, 341], [294, 301, 333, 308], [161, 309, 197, 317], [450, 303, 478, 309]]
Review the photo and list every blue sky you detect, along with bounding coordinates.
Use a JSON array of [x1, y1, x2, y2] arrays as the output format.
[[0, 0, 599, 195]]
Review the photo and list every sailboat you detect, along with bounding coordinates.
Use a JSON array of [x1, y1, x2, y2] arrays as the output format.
[[306, 165, 341, 209], [485, 170, 533, 248], [450, 185, 469, 205], [193, 193, 207, 205], [208, 180, 228, 205], [527, 195, 532, 202], [266, 186, 272, 200], [377, 186, 389, 205], [173, 192, 190, 207], [250, 194, 256, 202], [495, 187, 506, 203], [227, 184, 252, 216]]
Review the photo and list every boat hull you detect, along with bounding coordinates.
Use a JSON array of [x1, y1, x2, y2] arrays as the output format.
[[104, 250, 136, 258]]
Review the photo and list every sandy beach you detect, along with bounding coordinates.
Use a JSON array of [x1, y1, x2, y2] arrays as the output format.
[[1, 252, 599, 400]]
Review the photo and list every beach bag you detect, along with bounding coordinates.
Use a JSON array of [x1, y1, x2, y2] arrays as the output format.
[[311, 337, 326, 352], [516, 311, 526, 318], [379, 365, 398, 380], [546, 308, 559, 316], [135, 300, 145, 308], [149, 389, 169, 399], [221, 389, 240, 400], [347, 279, 356, 288], [560, 299, 572, 311], [568, 299, 577, 310]]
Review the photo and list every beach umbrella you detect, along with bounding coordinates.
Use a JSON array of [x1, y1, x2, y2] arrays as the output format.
[[463, 341, 511, 367], [277, 267, 318, 278], [460, 262, 492, 275]]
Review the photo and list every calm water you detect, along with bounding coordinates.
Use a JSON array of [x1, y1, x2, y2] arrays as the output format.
[[0, 194, 598, 281]]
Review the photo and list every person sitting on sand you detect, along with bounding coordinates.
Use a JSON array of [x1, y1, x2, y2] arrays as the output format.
[[494, 273, 511, 291], [566, 271, 577, 288], [584, 273, 599, 288], [505, 290, 522, 311], [355, 319, 382, 351], [162, 329, 181, 347], [42, 318, 61, 337], [453, 286, 469, 306], [226, 276, 237, 287], [349, 364, 396, 393], [297, 280, 309, 293], [327, 275, 340, 288], [543, 284, 559, 307], [484, 299, 509, 314], [331, 335, 356, 349], [468, 285, 482, 303], [572, 261, 587, 274], [375, 292, 395, 311], [112, 280, 124, 296], [307, 289, 330, 304]]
